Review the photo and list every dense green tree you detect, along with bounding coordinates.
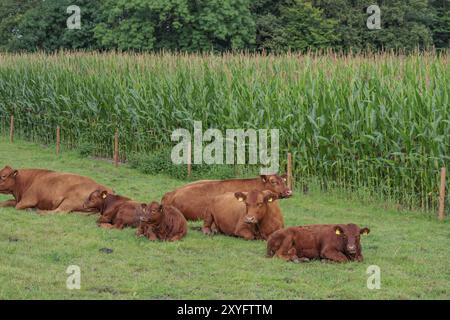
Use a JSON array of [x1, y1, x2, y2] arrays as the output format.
[[254, 0, 337, 51], [312, 0, 435, 51], [94, 0, 255, 51], [0, 0, 101, 52], [0, 0, 39, 51], [430, 0, 449, 49], [0, 0, 447, 52]]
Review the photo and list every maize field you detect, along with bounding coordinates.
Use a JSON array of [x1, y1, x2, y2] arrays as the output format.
[[0, 51, 448, 213]]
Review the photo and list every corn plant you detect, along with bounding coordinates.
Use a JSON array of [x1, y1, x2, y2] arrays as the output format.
[[0, 50, 448, 212]]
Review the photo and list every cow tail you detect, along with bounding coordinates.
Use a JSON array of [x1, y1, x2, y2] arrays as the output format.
[[266, 237, 276, 257]]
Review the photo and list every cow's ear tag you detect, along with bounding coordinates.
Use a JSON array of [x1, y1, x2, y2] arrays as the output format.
[[267, 197, 273, 202], [102, 193, 107, 199], [363, 230, 368, 235], [238, 197, 244, 202], [335, 229, 341, 235]]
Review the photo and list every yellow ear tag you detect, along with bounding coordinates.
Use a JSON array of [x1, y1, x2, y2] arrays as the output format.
[[335, 229, 341, 235], [363, 231, 368, 235], [267, 198, 273, 202], [102, 193, 107, 199], [238, 197, 244, 202]]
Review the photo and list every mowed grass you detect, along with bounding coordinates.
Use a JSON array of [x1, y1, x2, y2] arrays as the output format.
[[0, 137, 449, 299]]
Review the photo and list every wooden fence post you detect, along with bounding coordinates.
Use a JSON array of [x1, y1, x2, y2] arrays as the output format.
[[187, 141, 192, 177], [9, 115, 14, 143], [287, 152, 293, 190], [438, 167, 446, 221], [114, 129, 119, 167], [56, 126, 60, 155]]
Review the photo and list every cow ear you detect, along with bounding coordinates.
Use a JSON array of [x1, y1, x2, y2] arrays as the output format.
[[159, 204, 163, 212], [260, 175, 268, 183], [12, 170, 18, 177], [360, 227, 370, 235], [234, 192, 247, 202], [334, 226, 344, 236], [141, 203, 147, 210], [263, 191, 278, 203], [101, 191, 108, 199]]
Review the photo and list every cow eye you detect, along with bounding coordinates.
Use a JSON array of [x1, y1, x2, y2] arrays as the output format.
[[0, 176, 5, 180]]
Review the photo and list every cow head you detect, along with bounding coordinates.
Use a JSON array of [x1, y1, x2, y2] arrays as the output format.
[[260, 174, 292, 199], [83, 190, 108, 210], [235, 190, 278, 224], [0, 166, 18, 194], [334, 224, 370, 256], [141, 201, 163, 224]]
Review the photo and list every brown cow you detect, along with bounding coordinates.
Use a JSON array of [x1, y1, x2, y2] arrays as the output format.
[[83, 190, 144, 229], [0, 165, 113, 214], [162, 174, 292, 221], [136, 201, 187, 241], [202, 190, 282, 240], [267, 224, 370, 263]]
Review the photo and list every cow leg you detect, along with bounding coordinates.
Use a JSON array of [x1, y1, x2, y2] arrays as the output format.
[[15, 198, 38, 210], [210, 222, 219, 234], [0, 199, 17, 207], [293, 256, 310, 263], [97, 214, 112, 225], [52, 199, 82, 213], [354, 254, 364, 262], [75, 210, 98, 216], [274, 235, 297, 261], [238, 229, 255, 240], [113, 220, 125, 230], [37, 208, 65, 215], [202, 210, 214, 235], [136, 225, 146, 237], [321, 250, 349, 263], [145, 229, 158, 241], [275, 248, 297, 261], [235, 224, 255, 240], [168, 233, 183, 241], [99, 223, 114, 229]]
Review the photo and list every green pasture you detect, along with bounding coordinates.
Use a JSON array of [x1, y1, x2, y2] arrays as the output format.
[[0, 138, 448, 299]]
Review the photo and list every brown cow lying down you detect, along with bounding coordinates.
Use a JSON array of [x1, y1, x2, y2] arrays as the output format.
[[202, 190, 282, 240], [162, 174, 292, 221], [136, 201, 187, 241], [267, 224, 370, 263], [0, 165, 113, 214], [83, 190, 144, 229]]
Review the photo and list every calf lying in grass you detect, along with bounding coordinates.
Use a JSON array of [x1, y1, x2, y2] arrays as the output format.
[[267, 224, 370, 263], [83, 190, 143, 229], [136, 201, 187, 241], [202, 190, 283, 240]]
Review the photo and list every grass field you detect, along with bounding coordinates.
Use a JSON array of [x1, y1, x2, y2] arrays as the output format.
[[0, 137, 449, 299]]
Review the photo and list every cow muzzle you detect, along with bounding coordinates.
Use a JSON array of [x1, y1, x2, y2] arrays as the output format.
[[281, 190, 293, 198], [244, 216, 257, 224], [347, 245, 357, 254]]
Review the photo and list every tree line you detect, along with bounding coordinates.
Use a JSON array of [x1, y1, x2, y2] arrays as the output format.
[[0, 0, 448, 52]]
